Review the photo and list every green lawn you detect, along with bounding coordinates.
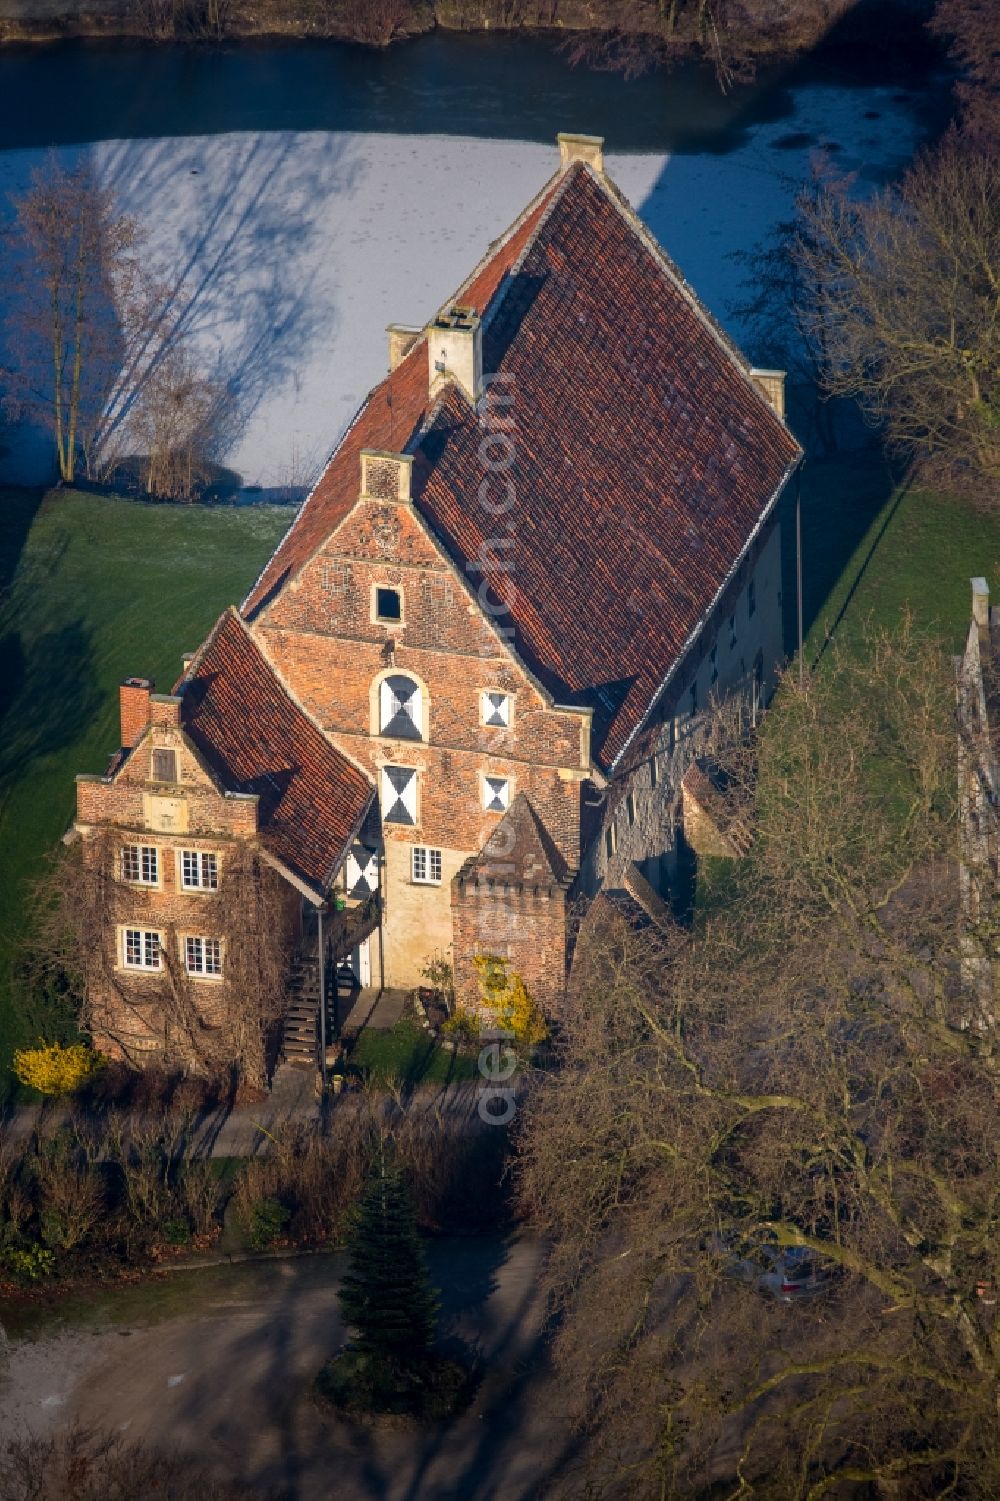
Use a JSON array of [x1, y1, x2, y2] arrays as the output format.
[[348, 1018, 480, 1087], [0, 487, 289, 1100], [791, 458, 1000, 662]]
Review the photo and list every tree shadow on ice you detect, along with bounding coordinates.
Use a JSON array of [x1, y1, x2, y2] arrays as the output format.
[[95, 132, 364, 489]]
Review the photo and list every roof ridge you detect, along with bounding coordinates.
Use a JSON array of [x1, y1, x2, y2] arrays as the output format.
[[479, 163, 579, 334], [177, 604, 241, 692], [448, 163, 565, 312], [587, 163, 802, 446]]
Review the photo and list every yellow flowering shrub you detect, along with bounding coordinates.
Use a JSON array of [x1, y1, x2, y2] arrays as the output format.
[[13, 1042, 99, 1096], [472, 955, 547, 1046]]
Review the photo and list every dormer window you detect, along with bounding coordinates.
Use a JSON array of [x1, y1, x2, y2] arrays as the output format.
[[151, 748, 177, 783], [375, 587, 402, 623], [379, 674, 423, 741], [481, 691, 511, 728]]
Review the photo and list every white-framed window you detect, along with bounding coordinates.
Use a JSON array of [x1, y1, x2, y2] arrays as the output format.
[[121, 844, 158, 885], [411, 846, 443, 885], [180, 849, 219, 890], [382, 765, 417, 826], [184, 935, 223, 977], [378, 674, 423, 741], [650, 755, 658, 790], [151, 747, 178, 783], [123, 927, 161, 971], [374, 586, 402, 624], [481, 690, 511, 729], [483, 775, 510, 814]]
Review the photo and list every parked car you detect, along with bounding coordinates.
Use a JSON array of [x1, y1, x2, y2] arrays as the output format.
[[707, 1233, 837, 1303]]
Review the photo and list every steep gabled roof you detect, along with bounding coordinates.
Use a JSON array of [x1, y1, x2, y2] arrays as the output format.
[[180, 610, 374, 899], [244, 154, 801, 769], [456, 791, 572, 888], [413, 164, 801, 766]]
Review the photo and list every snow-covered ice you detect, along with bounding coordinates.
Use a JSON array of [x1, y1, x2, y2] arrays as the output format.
[[0, 83, 926, 490]]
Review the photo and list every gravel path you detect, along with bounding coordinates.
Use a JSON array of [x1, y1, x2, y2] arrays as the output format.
[[0, 1235, 572, 1501]]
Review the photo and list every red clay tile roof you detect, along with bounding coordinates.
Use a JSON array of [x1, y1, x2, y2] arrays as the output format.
[[413, 164, 801, 766], [180, 610, 373, 897], [245, 159, 801, 769]]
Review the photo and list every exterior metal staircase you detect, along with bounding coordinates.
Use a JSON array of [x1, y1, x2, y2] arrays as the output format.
[[278, 894, 380, 1070]]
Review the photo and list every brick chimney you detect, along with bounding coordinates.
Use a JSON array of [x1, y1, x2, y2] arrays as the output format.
[[428, 305, 482, 405], [119, 677, 153, 748], [751, 368, 787, 420], [557, 132, 604, 173], [387, 324, 422, 372]]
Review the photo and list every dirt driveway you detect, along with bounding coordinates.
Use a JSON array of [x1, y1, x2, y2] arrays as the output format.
[[0, 1235, 576, 1500]]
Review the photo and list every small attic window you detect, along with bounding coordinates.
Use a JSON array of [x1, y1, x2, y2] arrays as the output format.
[[376, 587, 402, 623], [151, 748, 177, 784]]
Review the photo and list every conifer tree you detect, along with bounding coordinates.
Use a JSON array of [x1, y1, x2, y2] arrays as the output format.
[[338, 1145, 439, 1371]]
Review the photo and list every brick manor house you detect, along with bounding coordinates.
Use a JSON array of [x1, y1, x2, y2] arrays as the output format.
[[73, 133, 802, 1071]]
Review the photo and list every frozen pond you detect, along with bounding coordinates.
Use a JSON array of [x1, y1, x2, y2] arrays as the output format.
[[0, 34, 951, 491]]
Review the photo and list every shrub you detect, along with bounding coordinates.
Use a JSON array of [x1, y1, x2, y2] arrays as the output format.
[[244, 1196, 290, 1250], [420, 952, 456, 1013], [13, 1041, 100, 1095], [232, 1115, 377, 1248], [160, 1217, 193, 1247], [35, 1127, 105, 1251], [440, 1007, 480, 1047], [0, 1426, 266, 1500], [472, 956, 547, 1047], [2, 1244, 56, 1283]]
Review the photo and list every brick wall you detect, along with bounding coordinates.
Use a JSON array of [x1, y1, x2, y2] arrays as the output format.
[[451, 873, 569, 1021], [256, 493, 589, 988], [76, 723, 300, 1068]]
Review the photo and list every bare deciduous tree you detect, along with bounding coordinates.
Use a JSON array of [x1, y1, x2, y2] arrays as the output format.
[[4, 154, 140, 485], [930, 0, 999, 146], [128, 340, 228, 501], [0, 1426, 264, 1501], [517, 621, 1000, 1498], [791, 134, 1000, 497], [29, 835, 291, 1089]]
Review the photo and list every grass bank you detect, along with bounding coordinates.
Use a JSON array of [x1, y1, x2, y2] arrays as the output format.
[[349, 1018, 480, 1087], [788, 456, 1000, 664], [0, 487, 289, 1100]]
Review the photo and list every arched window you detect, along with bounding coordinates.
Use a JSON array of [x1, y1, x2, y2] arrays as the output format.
[[378, 674, 423, 741]]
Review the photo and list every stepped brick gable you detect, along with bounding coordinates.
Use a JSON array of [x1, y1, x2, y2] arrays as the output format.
[[73, 135, 801, 1075]]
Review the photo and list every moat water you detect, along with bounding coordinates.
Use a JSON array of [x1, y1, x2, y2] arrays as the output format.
[[0, 29, 950, 160]]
